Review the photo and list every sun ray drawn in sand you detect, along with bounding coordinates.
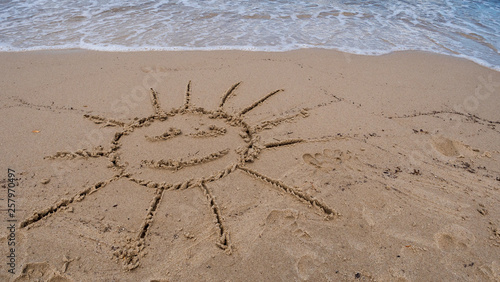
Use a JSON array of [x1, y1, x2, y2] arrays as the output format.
[[21, 81, 338, 270]]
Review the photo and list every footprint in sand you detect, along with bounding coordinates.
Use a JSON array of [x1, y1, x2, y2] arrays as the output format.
[[265, 209, 299, 227], [290, 148, 365, 192], [14, 262, 73, 282], [478, 260, 500, 280], [302, 149, 354, 171], [431, 135, 481, 158], [434, 224, 476, 252], [264, 209, 314, 240], [431, 136, 460, 157], [296, 254, 323, 280]]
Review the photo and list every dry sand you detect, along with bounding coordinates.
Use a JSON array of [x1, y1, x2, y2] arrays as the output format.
[[0, 49, 499, 281]]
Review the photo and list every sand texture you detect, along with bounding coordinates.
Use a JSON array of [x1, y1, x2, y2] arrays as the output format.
[[0, 49, 499, 281]]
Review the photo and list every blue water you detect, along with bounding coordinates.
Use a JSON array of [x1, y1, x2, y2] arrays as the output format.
[[0, 0, 499, 70]]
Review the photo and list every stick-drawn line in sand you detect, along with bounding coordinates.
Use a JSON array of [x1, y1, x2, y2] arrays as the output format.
[[20, 174, 122, 228], [83, 114, 125, 127], [183, 81, 192, 110], [219, 81, 241, 108], [145, 127, 182, 141], [388, 110, 500, 133], [141, 148, 230, 170], [252, 109, 309, 133], [3, 96, 90, 114], [238, 166, 336, 218], [190, 124, 227, 138], [150, 88, 168, 117], [264, 138, 305, 148], [21, 81, 337, 270], [389, 110, 500, 124], [199, 182, 231, 252], [238, 89, 283, 116]]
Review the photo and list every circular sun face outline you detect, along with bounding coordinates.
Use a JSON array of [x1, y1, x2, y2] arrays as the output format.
[[113, 89, 254, 188], [130, 115, 242, 178], [21, 81, 337, 270]]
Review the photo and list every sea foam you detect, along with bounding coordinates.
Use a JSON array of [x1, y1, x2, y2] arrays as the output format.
[[0, 0, 499, 70]]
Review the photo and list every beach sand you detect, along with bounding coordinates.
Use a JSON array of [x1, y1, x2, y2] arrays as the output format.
[[0, 49, 499, 281]]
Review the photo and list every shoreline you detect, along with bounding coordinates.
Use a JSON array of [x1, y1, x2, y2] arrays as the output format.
[[1, 48, 499, 281], [1, 47, 499, 72]]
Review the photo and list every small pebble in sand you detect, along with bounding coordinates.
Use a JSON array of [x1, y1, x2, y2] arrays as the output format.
[[41, 178, 50, 184], [184, 232, 195, 239]]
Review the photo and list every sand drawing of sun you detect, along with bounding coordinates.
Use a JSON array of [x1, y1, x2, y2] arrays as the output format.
[[20, 81, 337, 270]]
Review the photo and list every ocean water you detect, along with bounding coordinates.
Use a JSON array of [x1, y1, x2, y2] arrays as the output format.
[[0, 0, 499, 70]]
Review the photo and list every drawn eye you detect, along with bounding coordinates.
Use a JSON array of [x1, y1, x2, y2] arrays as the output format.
[[189, 124, 227, 138], [145, 127, 181, 141]]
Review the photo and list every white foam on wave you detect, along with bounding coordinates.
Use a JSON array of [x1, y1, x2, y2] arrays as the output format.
[[0, 0, 499, 71], [3, 42, 499, 72]]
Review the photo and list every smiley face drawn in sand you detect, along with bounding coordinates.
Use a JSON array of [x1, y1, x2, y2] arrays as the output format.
[[21, 81, 337, 270]]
